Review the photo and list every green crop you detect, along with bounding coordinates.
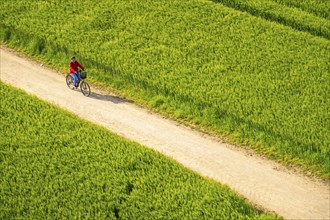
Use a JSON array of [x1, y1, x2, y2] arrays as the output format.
[[0, 82, 280, 219], [1, 0, 329, 179], [271, 0, 329, 19], [213, 0, 330, 39]]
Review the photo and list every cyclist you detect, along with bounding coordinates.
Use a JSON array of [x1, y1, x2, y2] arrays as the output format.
[[69, 55, 85, 88]]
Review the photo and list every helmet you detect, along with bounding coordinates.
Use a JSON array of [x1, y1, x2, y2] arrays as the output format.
[[71, 55, 76, 59]]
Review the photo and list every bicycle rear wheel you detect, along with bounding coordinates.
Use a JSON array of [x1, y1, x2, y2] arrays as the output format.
[[80, 81, 91, 97], [66, 74, 75, 90]]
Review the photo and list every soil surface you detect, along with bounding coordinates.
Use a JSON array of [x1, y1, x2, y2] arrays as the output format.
[[1, 46, 329, 220]]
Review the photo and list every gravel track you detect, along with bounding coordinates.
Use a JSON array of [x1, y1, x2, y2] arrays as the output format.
[[1, 46, 329, 220]]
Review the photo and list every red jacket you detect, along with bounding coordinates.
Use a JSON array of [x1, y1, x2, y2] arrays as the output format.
[[69, 61, 84, 73]]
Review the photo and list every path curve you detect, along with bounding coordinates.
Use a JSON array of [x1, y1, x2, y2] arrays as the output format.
[[1, 46, 329, 220]]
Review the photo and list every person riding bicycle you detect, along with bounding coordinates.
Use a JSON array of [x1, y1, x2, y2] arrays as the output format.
[[69, 55, 85, 88]]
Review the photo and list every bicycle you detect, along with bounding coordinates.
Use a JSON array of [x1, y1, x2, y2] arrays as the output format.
[[66, 70, 91, 97]]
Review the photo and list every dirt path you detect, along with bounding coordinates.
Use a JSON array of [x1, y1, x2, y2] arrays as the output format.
[[1, 46, 329, 220]]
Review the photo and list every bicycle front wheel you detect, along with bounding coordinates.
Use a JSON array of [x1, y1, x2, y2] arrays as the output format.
[[80, 81, 91, 97]]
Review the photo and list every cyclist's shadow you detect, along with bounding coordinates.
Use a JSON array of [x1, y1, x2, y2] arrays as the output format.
[[89, 92, 132, 104]]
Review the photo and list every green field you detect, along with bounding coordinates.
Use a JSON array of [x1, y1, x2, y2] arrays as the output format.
[[1, 0, 329, 178], [0, 82, 279, 219], [213, 0, 330, 39]]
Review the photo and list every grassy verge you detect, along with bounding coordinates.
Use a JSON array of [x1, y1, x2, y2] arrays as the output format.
[[0, 82, 280, 219]]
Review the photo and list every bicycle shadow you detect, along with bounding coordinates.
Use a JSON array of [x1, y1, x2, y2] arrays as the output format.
[[88, 92, 133, 104]]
